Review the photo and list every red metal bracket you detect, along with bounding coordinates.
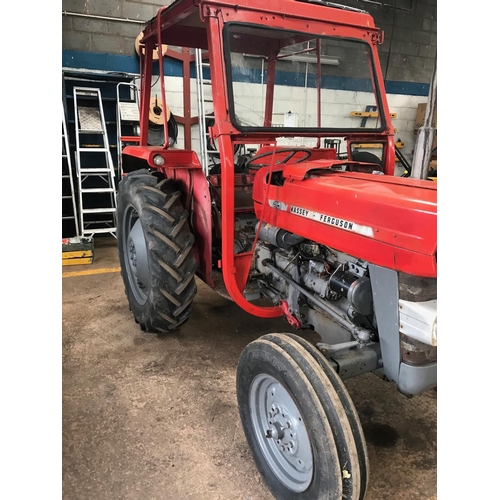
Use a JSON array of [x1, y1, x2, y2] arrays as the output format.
[[280, 300, 301, 329]]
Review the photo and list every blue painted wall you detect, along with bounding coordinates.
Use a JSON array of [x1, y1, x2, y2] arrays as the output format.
[[62, 0, 436, 93], [63, 49, 430, 96]]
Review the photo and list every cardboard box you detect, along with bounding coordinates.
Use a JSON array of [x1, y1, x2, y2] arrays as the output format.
[[415, 102, 437, 130], [414, 103, 437, 152]]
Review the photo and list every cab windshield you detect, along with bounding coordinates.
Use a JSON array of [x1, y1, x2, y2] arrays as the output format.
[[223, 23, 385, 133]]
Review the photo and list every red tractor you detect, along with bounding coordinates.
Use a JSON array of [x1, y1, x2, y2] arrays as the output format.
[[117, 1, 437, 498]]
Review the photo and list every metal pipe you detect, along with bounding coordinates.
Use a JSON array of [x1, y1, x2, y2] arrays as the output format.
[[316, 38, 321, 147], [156, 7, 170, 150], [302, 42, 310, 128], [411, 60, 437, 179], [62, 11, 146, 24], [263, 260, 372, 340], [356, 0, 414, 11], [264, 54, 277, 127], [277, 47, 316, 59], [261, 58, 265, 121]]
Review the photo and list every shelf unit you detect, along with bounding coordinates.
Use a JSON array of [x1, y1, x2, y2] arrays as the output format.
[[62, 70, 136, 239]]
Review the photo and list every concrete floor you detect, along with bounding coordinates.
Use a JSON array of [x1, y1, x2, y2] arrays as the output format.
[[63, 236, 437, 500]]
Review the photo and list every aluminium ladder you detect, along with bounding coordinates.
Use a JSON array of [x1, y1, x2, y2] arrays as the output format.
[[116, 82, 141, 180], [73, 87, 117, 238], [62, 102, 80, 237]]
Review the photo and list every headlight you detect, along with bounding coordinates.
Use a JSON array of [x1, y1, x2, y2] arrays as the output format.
[[153, 154, 165, 166], [399, 299, 437, 346]]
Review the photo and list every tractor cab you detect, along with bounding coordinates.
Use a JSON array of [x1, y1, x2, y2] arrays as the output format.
[[128, 0, 395, 170], [123, 0, 398, 302]]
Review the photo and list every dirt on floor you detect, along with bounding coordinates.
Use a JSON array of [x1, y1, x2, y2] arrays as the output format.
[[62, 237, 436, 500]]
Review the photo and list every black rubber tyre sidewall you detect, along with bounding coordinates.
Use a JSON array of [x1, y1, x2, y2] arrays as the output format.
[[117, 174, 152, 320], [263, 334, 361, 500], [237, 339, 342, 500], [281, 333, 370, 500]]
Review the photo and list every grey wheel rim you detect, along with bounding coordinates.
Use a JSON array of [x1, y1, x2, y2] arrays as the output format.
[[122, 204, 149, 305], [249, 374, 313, 492]]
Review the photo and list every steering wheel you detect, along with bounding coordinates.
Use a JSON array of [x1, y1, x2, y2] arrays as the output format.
[[246, 148, 312, 170]]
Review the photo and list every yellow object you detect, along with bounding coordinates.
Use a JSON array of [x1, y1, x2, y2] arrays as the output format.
[[62, 249, 93, 266], [62, 257, 93, 266], [353, 141, 404, 149], [351, 111, 397, 118], [135, 32, 168, 60], [63, 267, 122, 278], [149, 98, 171, 125], [62, 250, 92, 259]]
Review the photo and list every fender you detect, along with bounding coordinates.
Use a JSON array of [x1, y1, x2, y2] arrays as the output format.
[[123, 146, 214, 286]]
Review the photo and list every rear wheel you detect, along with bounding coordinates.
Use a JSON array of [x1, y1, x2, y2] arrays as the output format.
[[237, 333, 367, 500], [116, 169, 197, 333]]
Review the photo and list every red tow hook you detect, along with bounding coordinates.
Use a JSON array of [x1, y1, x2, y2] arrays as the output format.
[[280, 300, 301, 329]]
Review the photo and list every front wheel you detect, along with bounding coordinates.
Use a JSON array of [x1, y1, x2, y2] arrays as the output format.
[[116, 169, 197, 333], [236, 333, 368, 500]]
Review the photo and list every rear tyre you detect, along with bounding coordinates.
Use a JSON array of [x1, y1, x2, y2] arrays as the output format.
[[116, 169, 197, 333], [237, 333, 364, 500]]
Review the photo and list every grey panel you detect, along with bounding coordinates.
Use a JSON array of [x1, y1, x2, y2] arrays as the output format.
[[398, 362, 437, 396], [368, 264, 400, 383], [304, 307, 352, 345]]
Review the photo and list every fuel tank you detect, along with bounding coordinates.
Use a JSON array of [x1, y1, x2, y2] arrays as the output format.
[[252, 160, 437, 277]]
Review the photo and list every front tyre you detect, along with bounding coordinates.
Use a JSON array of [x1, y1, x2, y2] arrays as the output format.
[[237, 333, 366, 500], [116, 169, 197, 333]]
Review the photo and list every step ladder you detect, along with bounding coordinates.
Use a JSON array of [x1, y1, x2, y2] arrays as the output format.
[[195, 48, 217, 176], [62, 102, 79, 237], [116, 82, 141, 180], [73, 87, 117, 238]]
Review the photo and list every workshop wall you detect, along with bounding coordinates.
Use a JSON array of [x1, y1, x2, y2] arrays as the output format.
[[339, 0, 436, 86], [62, 0, 436, 87], [62, 1, 172, 59], [62, 0, 436, 164]]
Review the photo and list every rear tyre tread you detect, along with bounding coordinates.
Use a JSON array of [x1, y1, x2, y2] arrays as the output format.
[[164, 191, 182, 211], [117, 169, 197, 333], [144, 203, 175, 223], [171, 214, 188, 238], [175, 272, 195, 295], [153, 251, 183, 282], [148, 226, 181, 252]]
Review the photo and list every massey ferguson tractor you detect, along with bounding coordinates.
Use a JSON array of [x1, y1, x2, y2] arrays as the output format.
[[116, 1, 437, 498]]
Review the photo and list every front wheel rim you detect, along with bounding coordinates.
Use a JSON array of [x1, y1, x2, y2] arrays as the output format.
[[249, 374, 314, 492]]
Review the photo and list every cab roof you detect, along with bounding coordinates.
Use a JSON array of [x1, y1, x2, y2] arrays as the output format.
[[141, 0, 377, 50]]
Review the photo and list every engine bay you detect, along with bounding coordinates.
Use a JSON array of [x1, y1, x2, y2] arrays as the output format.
[[245, 222, 376, 345]]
